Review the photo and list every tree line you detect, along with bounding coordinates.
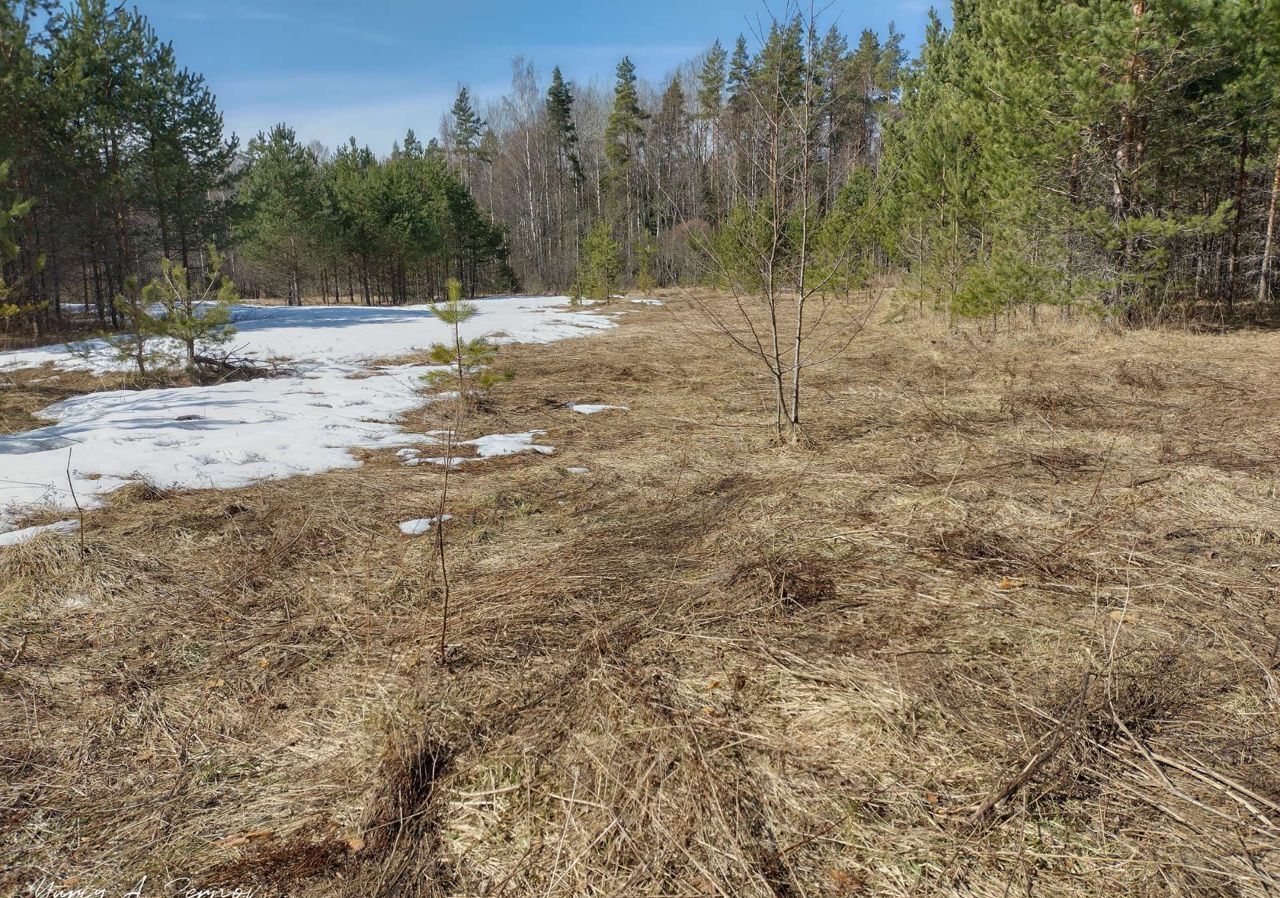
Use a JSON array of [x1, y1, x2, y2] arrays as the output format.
[[1, 0, 233, 335], [235, 127, 515, 306], [3, 0, 1279, 341], [450, 21, 906, 293], [884, 0, 1280, 321], [459, 1, 1279, 320], [0, 0, 514, 343]]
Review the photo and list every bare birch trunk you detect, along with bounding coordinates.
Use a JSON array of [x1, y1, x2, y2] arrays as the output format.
[[1260, 144, 1280, 306]]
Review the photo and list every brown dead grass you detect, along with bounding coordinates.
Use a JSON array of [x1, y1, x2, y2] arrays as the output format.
[[2, 292, 1279, 897], [0, 366, 135, 434]]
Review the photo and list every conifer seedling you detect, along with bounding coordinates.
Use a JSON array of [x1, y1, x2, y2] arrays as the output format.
[[423, 278, 498, 404]]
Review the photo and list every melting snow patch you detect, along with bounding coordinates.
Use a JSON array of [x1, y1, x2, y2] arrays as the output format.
[[0, 519, 79, 548], [409, 431, 555, 466], [569, 404, 628, 415], [412, 456, 467, 468], [566, 466, 591, 475], [0, 296, 612, 375], [628, 298, 664, 306], [467, 431, 555, 458], [0, 297, 608, 535], [398, 514, 452, 536]]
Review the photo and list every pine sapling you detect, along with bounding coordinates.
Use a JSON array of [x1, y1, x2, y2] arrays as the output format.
[[423, 279, 498, 407], [576, 221, 622, 302], [422, 277, 497, 665], [148, 247, 238, 375], [106, 276, 163, 377]]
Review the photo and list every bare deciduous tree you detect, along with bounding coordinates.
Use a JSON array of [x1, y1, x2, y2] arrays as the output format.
[[688, 2, 881, 443]]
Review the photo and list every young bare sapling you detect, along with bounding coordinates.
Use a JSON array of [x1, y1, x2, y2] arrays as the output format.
[[684, 2, 882, 443]]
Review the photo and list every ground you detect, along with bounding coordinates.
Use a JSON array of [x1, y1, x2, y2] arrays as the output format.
[[2, 292, 1279, 897]]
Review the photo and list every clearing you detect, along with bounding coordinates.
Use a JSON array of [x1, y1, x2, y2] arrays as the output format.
[[0, 296, 612, 535], [2, 292, 1279, 897]]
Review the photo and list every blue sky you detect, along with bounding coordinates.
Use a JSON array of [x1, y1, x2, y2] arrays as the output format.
[[133, 0, 947, 155]]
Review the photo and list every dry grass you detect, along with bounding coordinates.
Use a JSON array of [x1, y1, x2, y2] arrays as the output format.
[[2, 292, 1279, 897], [0, 358, 287, 436], [0, 366, 134, 434]]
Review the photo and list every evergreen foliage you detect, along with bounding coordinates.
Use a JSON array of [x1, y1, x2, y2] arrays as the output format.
[[0, 161, 43, 325], [696, 41, 727, 120], [575, 221, 622, 301], [0, 0, 237, 333], [100, 248, 238, 376], [237, 125, 321, 306], [423, 277, 499, 403], [147, 250, 237, 373], [882, 0, 1279, 320], [545, 67, 582, 184], [1, 0, 1275, 331], [106, 276, 162, 376]]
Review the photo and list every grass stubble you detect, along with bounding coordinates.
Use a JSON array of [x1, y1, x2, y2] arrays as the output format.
[[1, 291, 1278, 896]]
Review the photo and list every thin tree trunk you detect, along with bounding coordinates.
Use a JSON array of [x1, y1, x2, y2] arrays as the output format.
[[91, 256, 105, 324], [1227, 125, 1249, 308], [790, 24, 817, 438], [1260, 144, 1280, 306]]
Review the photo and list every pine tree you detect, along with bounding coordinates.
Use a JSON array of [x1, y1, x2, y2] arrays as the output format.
[[145, 249, 238, 374], [0, 161, 43, 327], [726, 35, 753, 111], [0, 2, 56, 332], [137, 36, 236, 267], [695, 40, 730, 221], [604, 57, 647, 170], [54, 0, 156, 293], [545, 67, 582, 183], [604, 57, 649, 250], [423, 276, 497, 403], [575, 221, 622, 301], [697, 40, 727, 120], [653, 75, 690, 233], [420, 276, 490, 666], [634, 235, 657, 291], [105, 276, 162, 376], [238, 125, 321, 305], [450, 86, 485, 182]]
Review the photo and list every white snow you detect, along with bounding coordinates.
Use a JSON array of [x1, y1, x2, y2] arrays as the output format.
[[0, 519, 79, 547], [407, 455, 465, 468], [566, 466, 591, 475], [0, 297, 610, 535], [569, 403, 628, 415], [398, 514, 452, 536], [0, 296, 614, 376], [468, 431, 555, 458], [411, 430, 556, 466], [628, 298, 664, 306]]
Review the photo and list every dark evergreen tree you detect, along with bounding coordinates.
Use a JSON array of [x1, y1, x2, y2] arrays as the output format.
[[237, 125, 321, 305], [449, 86, 485, 183], [603, 57, 649, 255]]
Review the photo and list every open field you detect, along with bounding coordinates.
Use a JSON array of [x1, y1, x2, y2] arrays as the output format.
[[2, 292, 1279, 897]]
